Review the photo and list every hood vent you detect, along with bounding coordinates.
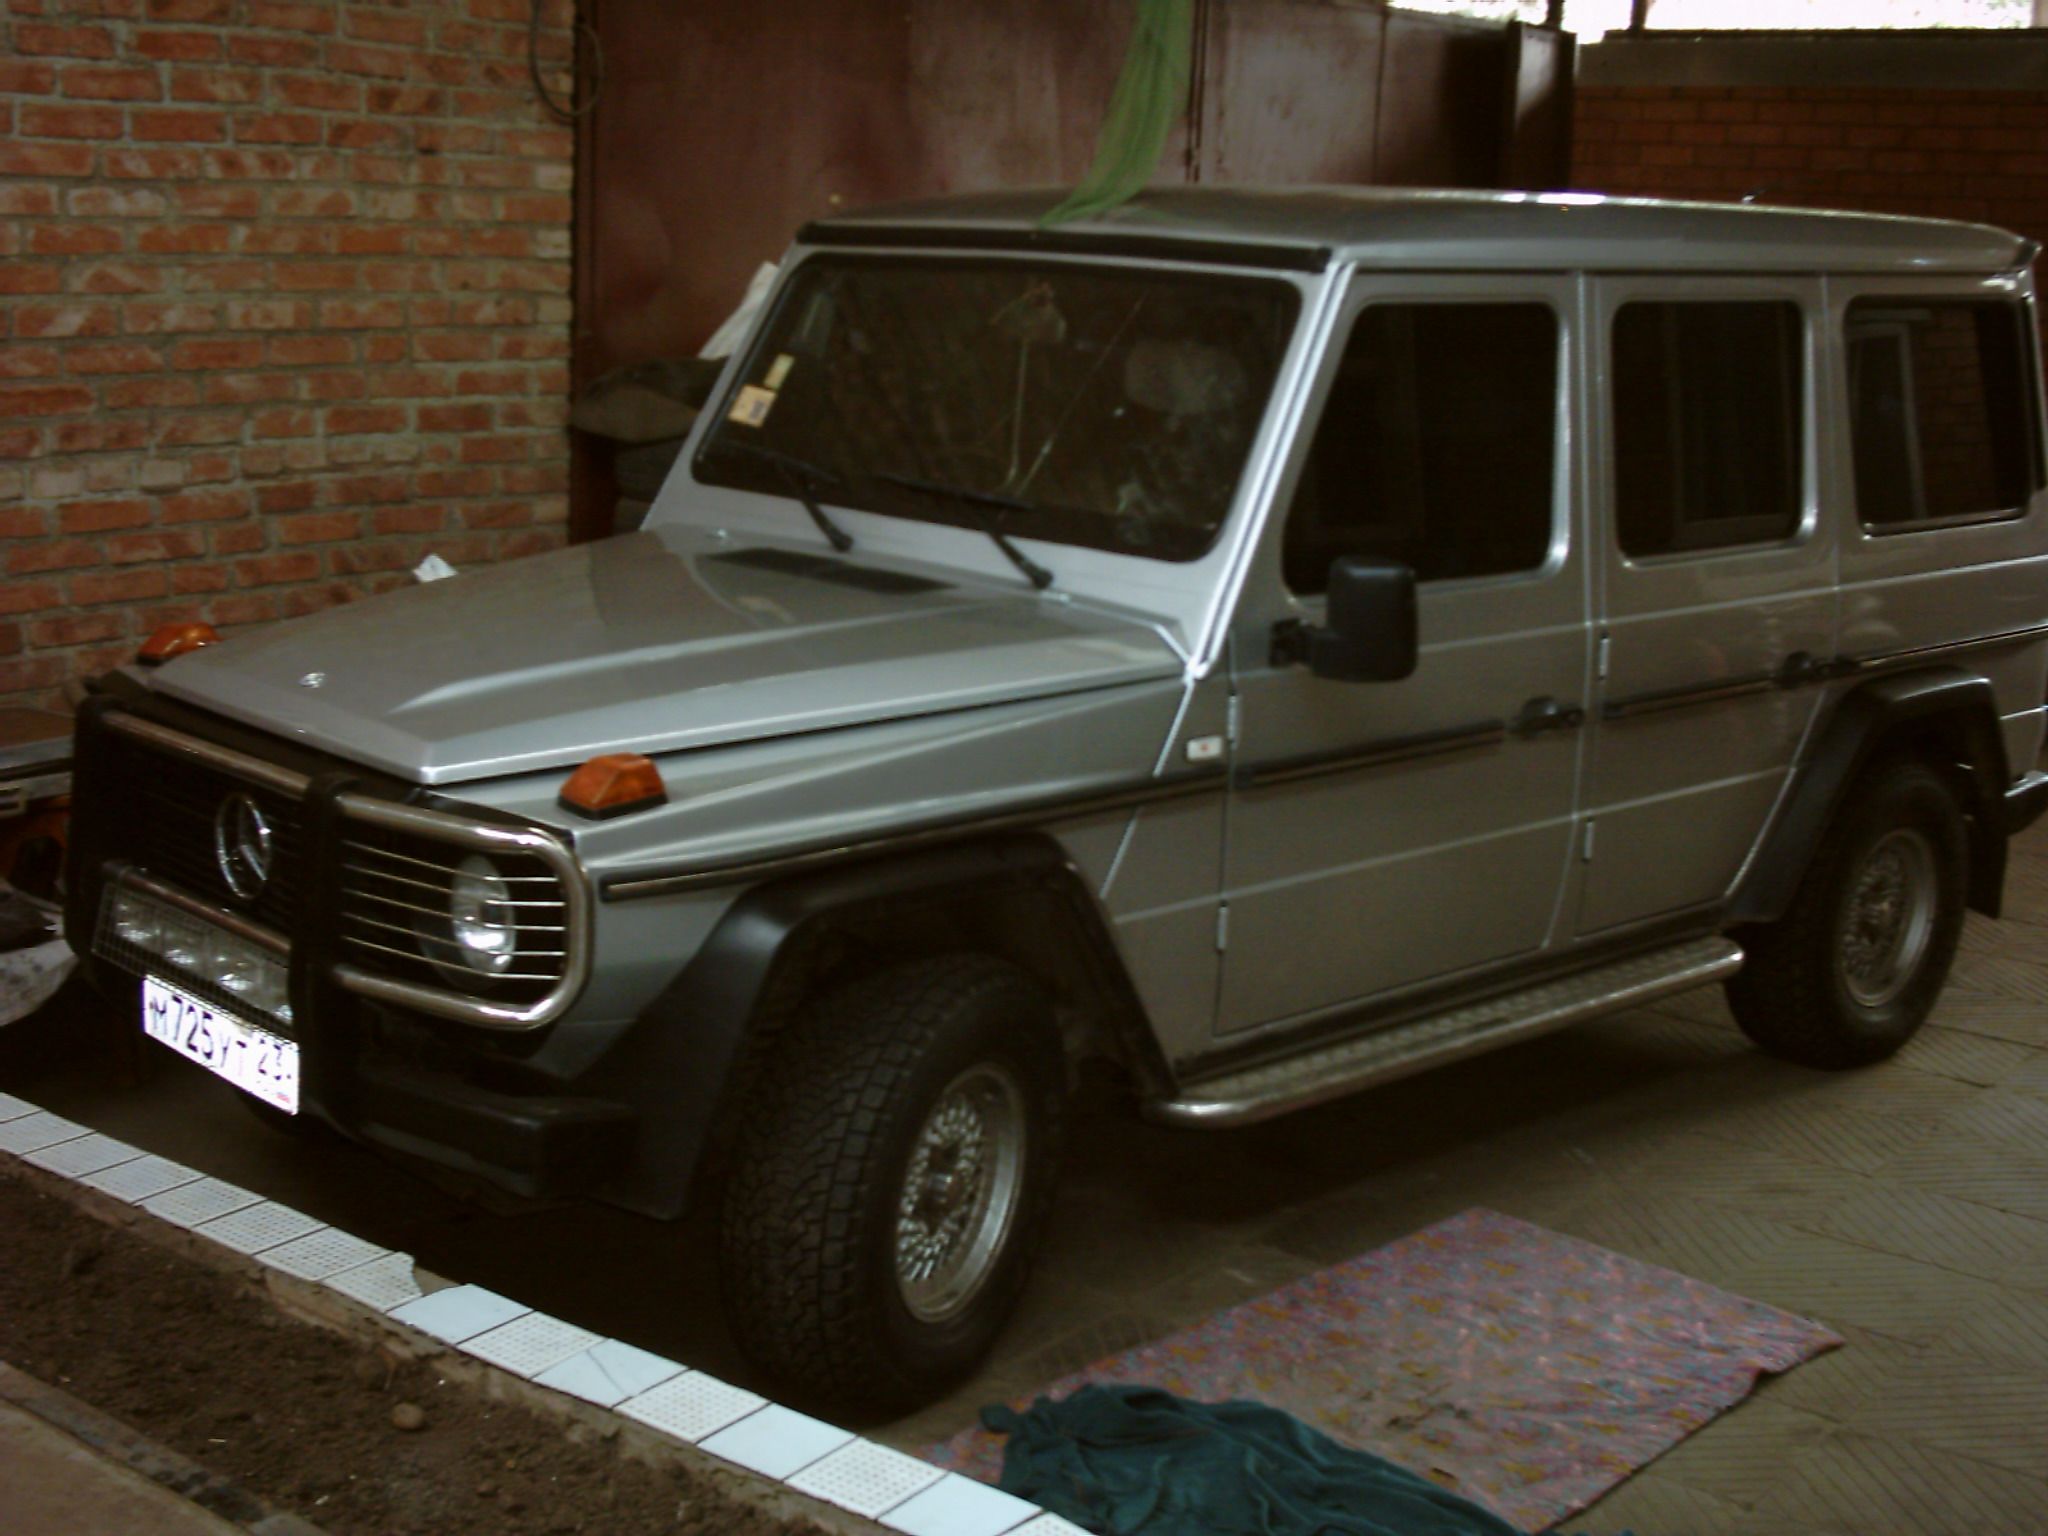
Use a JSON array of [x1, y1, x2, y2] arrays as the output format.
[[707, 547, 949, 595]]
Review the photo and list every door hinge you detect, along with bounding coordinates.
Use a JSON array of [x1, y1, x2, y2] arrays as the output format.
[[1215, 902, 1230, 952], [1581, 819, 1597, 863]]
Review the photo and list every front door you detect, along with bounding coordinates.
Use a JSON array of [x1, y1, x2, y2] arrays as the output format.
[[1216, 274, 1590, 1038]]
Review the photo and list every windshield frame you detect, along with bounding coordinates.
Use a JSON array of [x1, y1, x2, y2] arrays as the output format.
[[689, 251, 1305, 567]]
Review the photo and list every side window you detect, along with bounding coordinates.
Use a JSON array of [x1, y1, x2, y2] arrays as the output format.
[[1282, 302, 1557, 594], [1612, 300, 1803, 558], [1846, 297, 2038, 530]]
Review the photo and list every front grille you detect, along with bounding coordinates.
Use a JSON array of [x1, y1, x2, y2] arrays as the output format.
[[338, 821, 573, 1011], [131, 750, 303, 928], [96, 708, 588, 1031]]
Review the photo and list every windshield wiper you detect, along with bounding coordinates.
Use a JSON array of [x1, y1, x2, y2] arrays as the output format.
[[708, 440, 854, 554], [875, 471, 1054, 591]]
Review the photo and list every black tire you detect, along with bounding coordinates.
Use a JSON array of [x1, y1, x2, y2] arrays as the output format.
[[718, 954, 1066, 1418], [1727, 758, 1966, 1069]]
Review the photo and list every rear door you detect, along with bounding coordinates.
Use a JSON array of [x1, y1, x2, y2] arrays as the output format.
[[1576, 279, 1835, 938]]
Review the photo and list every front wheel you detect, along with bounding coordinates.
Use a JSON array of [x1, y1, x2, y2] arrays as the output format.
[[1727, 758, 1966, 1069], [719, 954, 1066, 1417]]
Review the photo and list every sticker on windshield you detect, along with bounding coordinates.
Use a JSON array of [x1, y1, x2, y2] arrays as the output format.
[[765, 353, 796, 390], [728, 384, 777, 428]]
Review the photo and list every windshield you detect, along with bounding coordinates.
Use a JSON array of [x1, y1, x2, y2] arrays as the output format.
[[694, 255, 1301, 563]]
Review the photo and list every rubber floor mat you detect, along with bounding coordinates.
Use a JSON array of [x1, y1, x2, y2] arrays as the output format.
[[932, 1207, 1840, 1532]]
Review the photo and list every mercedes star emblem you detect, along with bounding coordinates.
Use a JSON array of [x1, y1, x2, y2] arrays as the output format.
[[214, 793, 274, 901]]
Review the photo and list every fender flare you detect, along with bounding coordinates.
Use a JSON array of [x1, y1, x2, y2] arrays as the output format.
[[1732, 666, 2012, 927], [584, 832, 1159, 1219]]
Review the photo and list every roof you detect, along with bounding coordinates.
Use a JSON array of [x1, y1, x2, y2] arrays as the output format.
[[802, 186, 2031, 277]]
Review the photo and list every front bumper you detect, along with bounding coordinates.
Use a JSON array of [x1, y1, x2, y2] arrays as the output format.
[[350, 1058, 635, 1200], [67, 689, 633, 1204]]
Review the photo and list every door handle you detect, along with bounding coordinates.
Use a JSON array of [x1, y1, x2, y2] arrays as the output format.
[[1776, 650, 1844, 687], [1513, 696, 1585, 736]]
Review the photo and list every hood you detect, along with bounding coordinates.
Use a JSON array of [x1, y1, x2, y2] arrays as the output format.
[[149, 528, 1183, 785]]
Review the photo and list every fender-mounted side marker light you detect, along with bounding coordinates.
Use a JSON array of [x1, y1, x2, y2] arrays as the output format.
[[138, 622, 221, 665], [559, 753, 667, 819]]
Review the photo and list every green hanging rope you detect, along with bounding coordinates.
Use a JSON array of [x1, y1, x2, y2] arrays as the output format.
[[1040, 0, 1194, 228]]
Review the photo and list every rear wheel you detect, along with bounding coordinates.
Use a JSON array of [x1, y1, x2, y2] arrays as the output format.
[[719, 954, 1065, 1417], [1727, 758, 1966, 1069]]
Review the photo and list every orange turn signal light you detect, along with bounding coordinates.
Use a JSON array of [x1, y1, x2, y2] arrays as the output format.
[[558, 752, 667, 819], [137, 621, 221, 666]]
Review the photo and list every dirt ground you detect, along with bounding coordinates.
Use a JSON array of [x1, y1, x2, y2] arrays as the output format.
[[0, 1168, 823, 1536]]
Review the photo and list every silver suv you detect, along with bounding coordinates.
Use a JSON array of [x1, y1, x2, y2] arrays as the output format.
[[68, 189, 2048, 1416]]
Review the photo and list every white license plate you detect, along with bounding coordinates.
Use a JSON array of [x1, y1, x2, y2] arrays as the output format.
[[142, 975, 299, 1115]]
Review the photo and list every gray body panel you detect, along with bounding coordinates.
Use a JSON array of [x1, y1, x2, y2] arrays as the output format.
[[812, 185, 2029, 276], [436, 676, 1192, 1077], [148, 525, 1183, 785]]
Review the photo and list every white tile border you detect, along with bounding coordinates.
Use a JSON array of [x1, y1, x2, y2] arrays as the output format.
[[698, 1402, 854, 1481], [142, 1175, 264, 1229], [260, 1226, 391, 1283], [0, 1109, 90, 1155], [0, 1090, 1060, 1531], [195, 1200, 326, 1256], [24, 1132, 141, 1179], [787, 1438, 948, 1519], [387, 1284, 530, 1345], [532, 1347, 639, 1408], [584, 1337, 687, 1400], [883, 1473, 1041, 1536], [322, 1250, 424, 1312], [617, 1370, 767, 1443], [463, 1311, 602, 1378], [79, 1152, 202, 1203]]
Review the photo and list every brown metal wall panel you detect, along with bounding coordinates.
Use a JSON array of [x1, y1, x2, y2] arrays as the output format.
[[1499, 21, 1575, 192], [578, 0, 1126, 385], [903, 0, 1133, 190], [583, 4, 912, 383], [1196, 0, 1387, 186], [1374, 13, 1513, 190]]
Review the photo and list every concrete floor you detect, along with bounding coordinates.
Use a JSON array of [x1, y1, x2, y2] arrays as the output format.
[[0, 1400, 241, 1536], [8, 824, 2048, 1533]]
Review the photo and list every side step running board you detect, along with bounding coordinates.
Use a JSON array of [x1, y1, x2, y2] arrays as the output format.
[[1146, 936, 1743, 1129]]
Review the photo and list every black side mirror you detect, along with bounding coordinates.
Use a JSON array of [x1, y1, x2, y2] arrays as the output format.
[[1271, 556, 1417, 682]]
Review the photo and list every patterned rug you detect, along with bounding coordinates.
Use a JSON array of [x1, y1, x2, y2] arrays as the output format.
[[931, 1208, 1841, 1532]]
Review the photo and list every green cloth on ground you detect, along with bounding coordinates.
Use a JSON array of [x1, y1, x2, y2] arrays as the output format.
[[985, 1384, 1529, 1536], [1040, 0, 1193, 228]]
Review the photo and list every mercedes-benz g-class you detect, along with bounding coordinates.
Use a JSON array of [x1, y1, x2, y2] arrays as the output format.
[[69, 188, 2048, 1414]]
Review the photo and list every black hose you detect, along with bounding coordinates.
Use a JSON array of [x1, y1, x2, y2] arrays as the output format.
[[529, 0, 603, 123]]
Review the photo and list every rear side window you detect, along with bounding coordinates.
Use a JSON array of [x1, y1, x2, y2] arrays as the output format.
[[1282, 302, 1557, 594], [1612, 300, 1803, 558], [1846, 297, 2038, 531]]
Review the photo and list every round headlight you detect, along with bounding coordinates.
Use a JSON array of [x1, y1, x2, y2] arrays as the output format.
[[447, 854, 517, 976]]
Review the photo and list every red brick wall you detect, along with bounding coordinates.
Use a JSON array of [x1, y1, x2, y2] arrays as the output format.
[[0, 0, 576, 710], [1575, 84, 2048, 238]]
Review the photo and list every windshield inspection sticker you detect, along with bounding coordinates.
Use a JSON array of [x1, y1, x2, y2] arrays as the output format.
[[728, 384, 777, 428], [765, 352, 796, 390]]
